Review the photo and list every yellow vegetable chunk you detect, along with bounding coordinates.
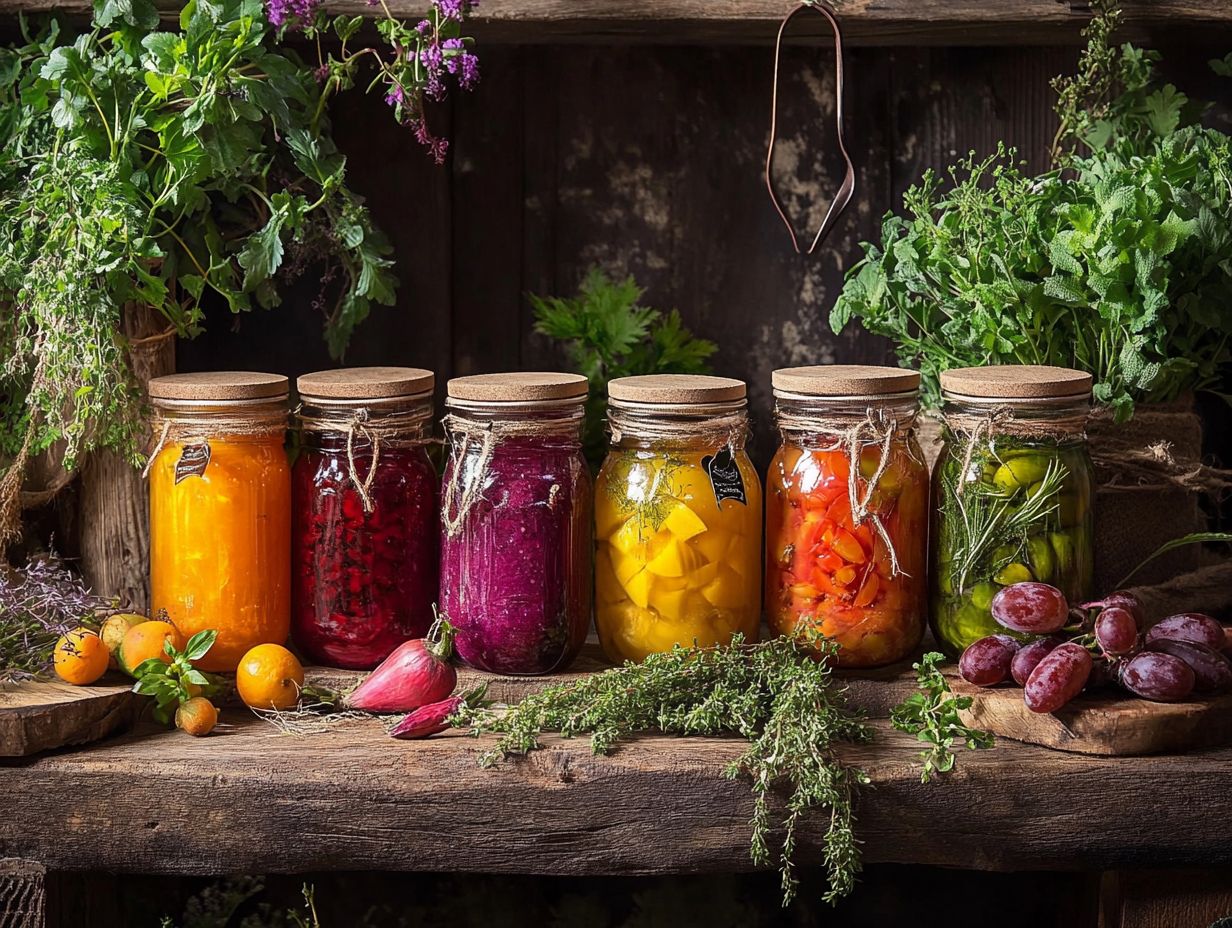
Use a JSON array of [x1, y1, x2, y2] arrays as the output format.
[[611, 516, 651, 555], [691, 530, 730, 564], [622, 569, 654, 609], [596, 501, 628, 539], [700, 565, 747, 610], [611, 548, 645, 586], [661, 502, 708, 540], [595, 551, 623, 604], [649, 585, 690, 621], [646, 538, 703, 578]]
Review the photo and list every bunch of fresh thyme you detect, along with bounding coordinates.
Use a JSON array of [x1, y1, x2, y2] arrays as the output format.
[[0, 553, 111, 684], [452, 634, 873, 905]]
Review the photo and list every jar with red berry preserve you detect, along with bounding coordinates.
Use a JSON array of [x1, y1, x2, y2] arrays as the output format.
[[292, 367, 440, 669]]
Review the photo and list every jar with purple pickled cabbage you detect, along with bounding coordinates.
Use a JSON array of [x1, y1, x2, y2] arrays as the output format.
[[440, 372, 592, 675], [292, 367, 439, 670]]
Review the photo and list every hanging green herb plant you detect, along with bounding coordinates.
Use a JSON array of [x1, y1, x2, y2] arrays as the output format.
[[830, 3, 1232, 420], [0, 0, 478, 543]]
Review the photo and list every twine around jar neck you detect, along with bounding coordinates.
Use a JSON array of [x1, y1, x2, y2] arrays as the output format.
[[141, 405, 286, 479], [776, 401, 910, 579], [942, 403, 1088, 498], [299, 403, 434, 514], [439, 410, 581, 538], [607, 404, 749, 453]]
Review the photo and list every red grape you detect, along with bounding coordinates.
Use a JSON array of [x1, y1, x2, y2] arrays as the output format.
[[1010, 636, 1064, 686], [1080, 591, 1145, 629], [959, 635, 1021, 686], [1146, 639, 1232, 695], [1094, 606, 1139, 657], [991, 582, 1070, 634], [1119, 652, 1196, 702], [1024, 642, 1092, 713], [1145, 613, 1225, 650]]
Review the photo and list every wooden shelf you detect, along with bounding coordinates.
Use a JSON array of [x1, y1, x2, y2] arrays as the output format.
[[2, 0, 1230, 45], [4, 652, 1231, 878]]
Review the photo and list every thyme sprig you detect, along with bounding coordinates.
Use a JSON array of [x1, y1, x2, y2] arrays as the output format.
[[451, 634, 872, 906], [890, 652, 995, 784], [944, 455, 1067, 592]]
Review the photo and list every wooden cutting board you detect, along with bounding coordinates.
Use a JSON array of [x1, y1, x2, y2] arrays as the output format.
[[0, 675, 141, 757], [953, 677, 1232, 756]]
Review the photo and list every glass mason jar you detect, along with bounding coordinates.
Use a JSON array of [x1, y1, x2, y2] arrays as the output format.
[[292, 367, 440, 670], [931, 365, 1095, 655], [440, 372, 593, 675], [594, 374, 762, 663], [148, 372, 290, 672], [765, 366, 929, 668]]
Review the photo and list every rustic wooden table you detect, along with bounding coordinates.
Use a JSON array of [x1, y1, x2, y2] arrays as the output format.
[[3, 645, 1231, 927]]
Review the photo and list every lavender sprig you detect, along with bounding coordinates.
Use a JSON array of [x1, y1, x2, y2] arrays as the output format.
[[0, 555, 111, 684]]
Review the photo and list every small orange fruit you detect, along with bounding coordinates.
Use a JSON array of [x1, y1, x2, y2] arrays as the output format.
[[175, 697, 219, 736], [53, 628, 110, 686], [236, 644, 304, 710], [117, 620, 186, 677], [99, 613, 148, 667]]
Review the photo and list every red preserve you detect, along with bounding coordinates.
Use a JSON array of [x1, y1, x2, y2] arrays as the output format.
[[292, 367, 439, 669]]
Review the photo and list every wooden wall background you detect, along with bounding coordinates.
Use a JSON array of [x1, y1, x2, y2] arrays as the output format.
[[177, 40, 1232, 465]]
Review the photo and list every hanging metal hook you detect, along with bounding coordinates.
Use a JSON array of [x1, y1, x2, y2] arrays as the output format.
[[765, 1, 856, 255]]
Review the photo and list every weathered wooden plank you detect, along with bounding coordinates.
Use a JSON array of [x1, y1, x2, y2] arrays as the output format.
[[0, 677, 140, 757], [2, 714, 1231, 877], [2, 0, 1229, 45]]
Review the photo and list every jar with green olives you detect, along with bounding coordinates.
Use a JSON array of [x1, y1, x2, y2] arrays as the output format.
[[930, 366, 1095, 655]]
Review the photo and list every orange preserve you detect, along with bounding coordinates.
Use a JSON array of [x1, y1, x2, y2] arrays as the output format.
[[147, 372, 291, 671], [766, 366, 928, 667], [595, 375, 762, 662]]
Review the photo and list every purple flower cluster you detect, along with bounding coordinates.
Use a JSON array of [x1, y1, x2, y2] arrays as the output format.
[[265, 0, 320, 27], [434, 0, 476, 21], [413, 118, 449, 165], [442, 37, 479, 90]]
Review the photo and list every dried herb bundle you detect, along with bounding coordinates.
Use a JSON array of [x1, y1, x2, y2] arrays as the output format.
[[452, 635, 873, 905], [0, 554, 111, 684]]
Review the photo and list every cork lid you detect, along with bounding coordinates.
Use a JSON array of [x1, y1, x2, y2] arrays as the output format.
[[298, 367, 434, 400], [447, 372, 588, 403], [940, 365, 1093, 400], [148, 371, 288, 402], [608, 374, 746, 405], [773, 365, 920, 397]]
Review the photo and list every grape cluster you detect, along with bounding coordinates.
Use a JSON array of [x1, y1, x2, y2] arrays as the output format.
[[958, 582, 1232, 713]]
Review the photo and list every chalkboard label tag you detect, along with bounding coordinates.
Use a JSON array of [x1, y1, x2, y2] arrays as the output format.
[[702, 447, 746, 506], [175, 442, 211, 484]]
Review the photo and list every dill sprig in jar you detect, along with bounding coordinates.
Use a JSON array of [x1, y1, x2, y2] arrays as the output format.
[[146, 372, 290, 672], [766, 365, 929, 668], [292, 367, 439, 670], [439, 372, 593, 675], [931, 365, 1095, 655], [594, 374, 762, 663]]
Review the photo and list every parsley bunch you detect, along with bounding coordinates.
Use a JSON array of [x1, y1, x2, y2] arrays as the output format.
[[531, 269, 717, 465], [832, 5, 1232, 420], [0, 0, 398, 477]]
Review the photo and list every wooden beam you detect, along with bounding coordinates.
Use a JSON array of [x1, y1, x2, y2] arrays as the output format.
[[3, 715, 1231, 877], [1, 0, 1230, 45]]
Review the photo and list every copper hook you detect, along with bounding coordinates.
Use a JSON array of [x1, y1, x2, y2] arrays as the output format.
[[765, 2, 856, 255]]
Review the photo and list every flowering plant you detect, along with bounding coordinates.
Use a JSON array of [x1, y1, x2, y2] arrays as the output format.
[[267, 0, 479, 163]]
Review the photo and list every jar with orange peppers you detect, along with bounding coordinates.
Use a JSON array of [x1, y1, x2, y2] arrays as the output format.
[[147, 372, 291, 672], [765, 365, 928, 667]]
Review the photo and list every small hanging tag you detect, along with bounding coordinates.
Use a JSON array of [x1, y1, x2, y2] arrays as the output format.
[[765, 1, 856, 255], [703, 447, 747, 506], [175, 442, 212, 484]]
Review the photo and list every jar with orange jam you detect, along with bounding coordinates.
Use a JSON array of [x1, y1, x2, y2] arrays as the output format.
[[765, 365, 928, 667], [147, 372, 291, 671], [594, 375, 762, 662]]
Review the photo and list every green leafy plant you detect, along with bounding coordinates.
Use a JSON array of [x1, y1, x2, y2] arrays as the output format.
[[831, 5, 1232, 420], [452, 634, 872, 906], [890, 652, 995, 783], [531, 268, 717, 465], [132, 629, 223, 724]]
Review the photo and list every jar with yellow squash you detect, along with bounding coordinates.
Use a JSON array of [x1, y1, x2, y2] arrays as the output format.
[[594, 375, 761, 662], [147, 372, 291, 671]]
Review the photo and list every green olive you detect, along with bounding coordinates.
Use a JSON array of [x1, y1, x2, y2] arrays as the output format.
[[993, 562, 1034, 585], [993, 543, 1018, 563], [970, 582, 1001, 610], [992, 455, 1049, 493], [1027, 536, 1056, 582]]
